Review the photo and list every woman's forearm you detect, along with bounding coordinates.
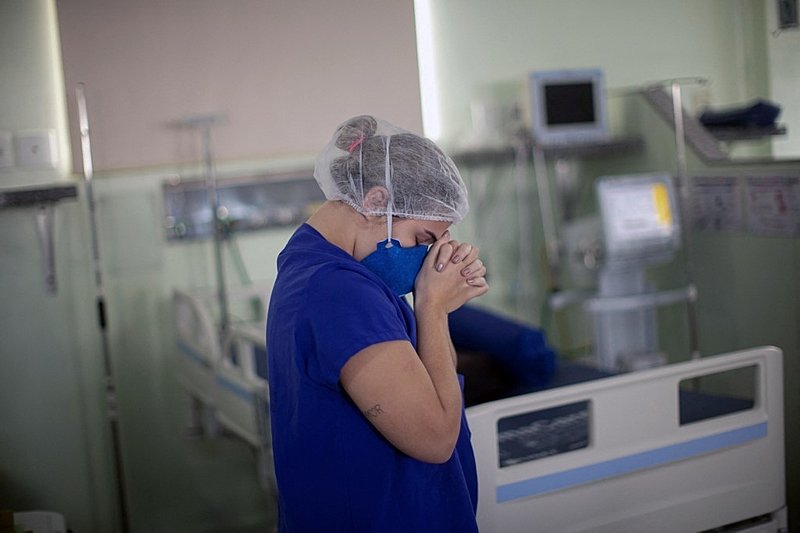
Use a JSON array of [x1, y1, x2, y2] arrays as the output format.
[[414, 304, 463, 457]]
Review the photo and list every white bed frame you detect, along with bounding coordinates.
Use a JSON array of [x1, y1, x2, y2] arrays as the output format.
[[466, 346, 787, 532], [173, 285, 275, 493]]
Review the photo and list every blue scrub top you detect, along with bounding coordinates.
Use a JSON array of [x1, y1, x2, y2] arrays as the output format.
[[267, 224, 478, 532]]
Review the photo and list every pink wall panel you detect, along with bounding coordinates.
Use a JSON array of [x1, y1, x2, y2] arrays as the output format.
[[57, 0, 422, 172]]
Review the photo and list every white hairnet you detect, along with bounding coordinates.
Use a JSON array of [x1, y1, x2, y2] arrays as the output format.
[[314, 115, 469, 224]]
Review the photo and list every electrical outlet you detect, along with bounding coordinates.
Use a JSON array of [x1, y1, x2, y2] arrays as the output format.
[[15, 130, 58, 168], [0, 131, 13, 167]]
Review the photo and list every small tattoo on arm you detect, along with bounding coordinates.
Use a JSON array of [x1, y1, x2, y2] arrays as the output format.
[[363, 404, 384, 418]]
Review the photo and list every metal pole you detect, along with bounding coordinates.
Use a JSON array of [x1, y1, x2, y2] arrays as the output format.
[[532, 144, 560, 284], [513, 139, 534, 318], [200, 122, 230, 337], [669, 81, 701, 361], [169, 114, 229, 337], [76, 83, 131, 533], [671, 82, 689, 183]]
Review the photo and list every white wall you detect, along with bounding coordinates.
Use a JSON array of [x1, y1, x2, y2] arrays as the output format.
[[0, 0, 71, 187], [425, 0, 768, 146], [765, 0, 800, 157]]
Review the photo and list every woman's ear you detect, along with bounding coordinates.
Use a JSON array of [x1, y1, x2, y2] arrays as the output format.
[[363, 186, 390, 211]]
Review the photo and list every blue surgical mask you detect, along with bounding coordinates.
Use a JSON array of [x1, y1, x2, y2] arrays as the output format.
[[360, 239, 429, 296]]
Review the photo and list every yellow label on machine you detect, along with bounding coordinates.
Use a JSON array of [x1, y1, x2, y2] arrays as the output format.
[[652, 183, 671, 226]]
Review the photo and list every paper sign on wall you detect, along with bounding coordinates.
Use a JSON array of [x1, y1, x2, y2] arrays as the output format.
[[745, 177, 800, 237], [691, 177, 742, 232]]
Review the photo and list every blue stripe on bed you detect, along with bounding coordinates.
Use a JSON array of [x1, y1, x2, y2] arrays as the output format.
[[177, 341, 254, 402], [215, 375, 254, 402], [177, 341, 211, 367], [496, 421, 767, 503]]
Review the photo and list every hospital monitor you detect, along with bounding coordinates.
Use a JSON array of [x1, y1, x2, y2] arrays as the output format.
[[596, 173, 680, 264], [528, 69, 609, 145]]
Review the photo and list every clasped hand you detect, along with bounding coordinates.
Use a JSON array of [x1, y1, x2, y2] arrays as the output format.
[[414, 231, 488, 314]]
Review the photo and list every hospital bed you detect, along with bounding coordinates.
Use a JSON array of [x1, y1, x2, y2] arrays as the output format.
[[467, 345, 787, 532], [173, 284, 274, 492], [173, 289, 787, 532]]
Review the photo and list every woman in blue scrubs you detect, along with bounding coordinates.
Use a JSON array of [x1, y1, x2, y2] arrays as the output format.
[[266, 115, 488, 532]]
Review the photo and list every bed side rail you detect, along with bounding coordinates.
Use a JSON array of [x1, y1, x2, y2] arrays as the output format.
[[466, 346, 785, 533]]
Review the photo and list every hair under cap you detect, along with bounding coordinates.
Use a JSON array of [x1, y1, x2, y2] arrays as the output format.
[[313, 115, 469, 224]]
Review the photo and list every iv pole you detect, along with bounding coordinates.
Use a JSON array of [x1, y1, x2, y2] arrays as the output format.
[[668, 79, 702, 361], [75, 83, 131, 533], [172, 113, 230, 337]]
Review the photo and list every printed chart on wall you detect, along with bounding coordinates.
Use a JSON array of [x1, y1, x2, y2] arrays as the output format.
[[691, 177, 743, 233], [745, 176, 800, 237]]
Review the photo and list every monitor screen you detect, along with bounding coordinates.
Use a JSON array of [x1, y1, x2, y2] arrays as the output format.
[[544, 82, 596, 126], [529, 68, 608, 145]]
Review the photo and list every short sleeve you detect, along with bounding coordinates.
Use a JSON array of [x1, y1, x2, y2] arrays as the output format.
[[302, 266, 412, 388]]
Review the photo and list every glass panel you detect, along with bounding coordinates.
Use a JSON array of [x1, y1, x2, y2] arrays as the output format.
[[679, 365, 757, 425]]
